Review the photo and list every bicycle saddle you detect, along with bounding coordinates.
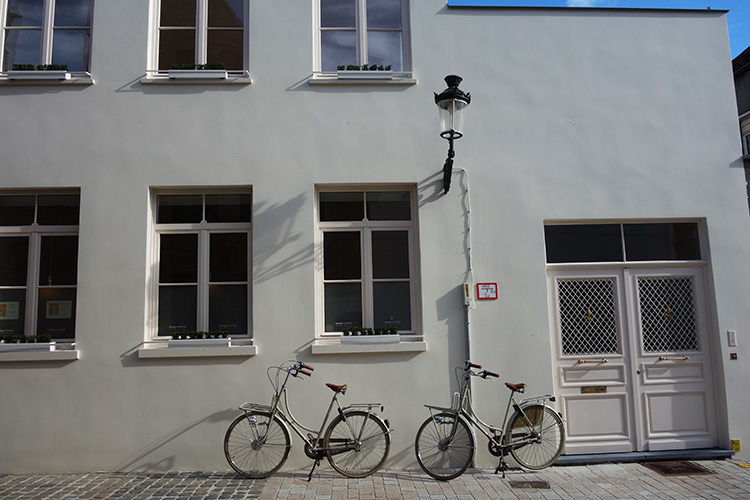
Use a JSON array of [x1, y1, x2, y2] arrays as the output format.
[[326, 383, 347, 393], [505, 382, 526, 393]]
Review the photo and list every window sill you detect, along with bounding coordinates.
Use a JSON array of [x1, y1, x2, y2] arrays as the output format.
[[141, 71, 251, 85], [311, 338, 426, 355], [138, 339, 257, 359], [0, 342, 79, 362], [0, 73, 94, 85], [308, 72, 416, 86]]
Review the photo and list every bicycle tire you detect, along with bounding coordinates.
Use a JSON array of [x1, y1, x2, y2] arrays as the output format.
[[506, 404, 564, 470], [224, 411, 291, 478], [414, 412, 474, 481], [324, 410, 390, 478]]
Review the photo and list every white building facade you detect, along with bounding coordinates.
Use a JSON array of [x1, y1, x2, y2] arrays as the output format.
[[1, 0, 749, 473]]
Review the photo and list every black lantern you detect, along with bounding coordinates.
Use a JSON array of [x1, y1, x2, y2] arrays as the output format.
[[435, 75, 471, 193]]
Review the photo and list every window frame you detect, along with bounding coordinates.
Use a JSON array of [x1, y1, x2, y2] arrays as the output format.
[[146, 0, 250, 80], [146, 187, 253, 341], [0, 190, 80, 342], [313, 0, 413, 82], [0, 0, 93, 78], [314, 184, 421, 341]]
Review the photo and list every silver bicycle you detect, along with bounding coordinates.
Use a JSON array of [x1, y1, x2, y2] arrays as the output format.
[[415, 361, 565, 480], [224, 361, 391, 480]]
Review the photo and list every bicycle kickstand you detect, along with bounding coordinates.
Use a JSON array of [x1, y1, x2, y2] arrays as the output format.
[[495, 458, 510, 479], [307, 458, 320, 482]]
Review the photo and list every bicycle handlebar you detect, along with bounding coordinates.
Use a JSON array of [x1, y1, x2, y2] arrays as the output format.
[[465, 360, 482, 370], [299, 369, 312, 377]]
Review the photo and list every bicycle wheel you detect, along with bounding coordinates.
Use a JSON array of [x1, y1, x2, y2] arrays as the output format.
[[506, 404, 564, 470], [224, 411, 291, 478], [323, 410, 390, 478], [414, 412, 474, 481]]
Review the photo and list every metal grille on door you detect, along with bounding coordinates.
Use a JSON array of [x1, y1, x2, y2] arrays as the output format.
[[557, 278, 620, 356], [637, 276, 699, 352]]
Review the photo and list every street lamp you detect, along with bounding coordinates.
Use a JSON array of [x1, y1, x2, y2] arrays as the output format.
[[435, 75, 471, 193]]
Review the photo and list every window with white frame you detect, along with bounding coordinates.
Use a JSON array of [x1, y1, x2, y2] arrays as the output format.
[[152, 0, 246, 72], [150, 190, 251, 338], [0, 192, 80, 340], [1, 0, 92, 73], [317, 0, 409, 73], [317, 187, 418, 336], [743, 132, 750, 157]]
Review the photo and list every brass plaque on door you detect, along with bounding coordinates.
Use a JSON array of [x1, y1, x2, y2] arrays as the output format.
[[581, 386, 607, 394]]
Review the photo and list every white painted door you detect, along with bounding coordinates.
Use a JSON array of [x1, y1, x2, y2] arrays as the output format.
[[548, 267, 717, 455]]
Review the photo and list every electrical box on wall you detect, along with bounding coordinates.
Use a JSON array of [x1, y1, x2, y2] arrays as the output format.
[[463, 283, 471, 305]]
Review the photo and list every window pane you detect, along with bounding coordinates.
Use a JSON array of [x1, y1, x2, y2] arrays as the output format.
[[321, 0, 355, 28], [160, 0, 196, 26], [205, 194, 251, 222], [51, 29, 90, 71], [320, 31, 356, 72], [208, 0, 243, 27], [544, 225, 623, 263], [159, 234, 198, 283], [372, 231, 409, 279], [37, 287, 76, 339], [367, 30, 402, 71], [39, 236, 78, 286], [373, 282, 410, 330], [324, 283, 361, 331], [54, 0, 92, 27], [6, 0, 44, 26], [319, 192, 363, 221], [0, 195, 35, 226], [158, 29, 196, 70], [624, 223, 701, 261], [366, 191, 410, 220], [0, 289, 26, 336], [3, 29, 42, 70], [324, 232, 361, 280], [158, 285, 197, 336], [0, 237, 29, 286], [210, 233, 247, 282], [38, 194, 80, 225], [157, 194, 202, 223], [207, 29, 243, 69], [209, 284, 247, 334], [366, 0, 401, 29]]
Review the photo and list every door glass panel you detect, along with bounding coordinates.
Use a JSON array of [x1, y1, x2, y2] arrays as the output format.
[[324, 283, 361, 331], [321, 0, 355, 27], [323, 232, 361, 280], [209, 284, 247, 334], [366, 0, 401, 29], [159, 234, 198, 283], [373, 282, 410, 330], [158, 285, 197, 336], [0, 237, 29, 286], [37, 287, 76, 339], [557, 278, 620, 355], [39, 236, 78, 286], [0, 195, 35, 226], [210, 233, 247, 282], [320, 192, 364, 221], [38, 194, 80, 225], [0, 289, 26, 336], [54, 0, 92, 26], [366, 191, 410, 220], [624, 223, 701, 261], [545, 225, 623, 263], [638, 276, 699, 352], [205, 194, 251, 223], [157, 195, 202, 223], [372, 231, 408, 279]]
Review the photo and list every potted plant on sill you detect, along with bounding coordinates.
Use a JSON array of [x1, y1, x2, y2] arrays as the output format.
[[7, 64, 71, 80], [335, 64, 393, 80], [341, 326, 399, 344], [168, 331, 231, 347], [0, 334, 57, 351], [168, 63, 228, 80]]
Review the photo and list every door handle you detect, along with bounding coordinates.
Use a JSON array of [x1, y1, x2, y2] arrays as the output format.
[[658, 356, 690, 362], [577, 359, 608, 365]]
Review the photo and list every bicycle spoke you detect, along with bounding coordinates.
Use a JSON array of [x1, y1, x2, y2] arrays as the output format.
[[324, 411, 390, 478], [415, 413, 474, 481], [224, 412, 291, 478]]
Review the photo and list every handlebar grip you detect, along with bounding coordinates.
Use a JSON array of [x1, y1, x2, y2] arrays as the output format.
[[305, 364, 314, 371], [486, 371, 499, 378], [469, 362, 482, 369], [300, 369, 312, 376]]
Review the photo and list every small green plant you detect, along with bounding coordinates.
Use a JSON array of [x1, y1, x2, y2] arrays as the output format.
[[337, 64, 391, 71], [11, 64, 68, 71], [1, 334, 53, 344], [170, 63, 226, 70], [170, 331, 229, 340]]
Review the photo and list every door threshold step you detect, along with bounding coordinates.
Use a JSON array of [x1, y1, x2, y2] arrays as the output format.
[[555, 448, 734, 466]]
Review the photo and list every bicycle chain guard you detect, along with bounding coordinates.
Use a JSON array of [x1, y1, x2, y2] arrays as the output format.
[[488, 435, 504, 457]]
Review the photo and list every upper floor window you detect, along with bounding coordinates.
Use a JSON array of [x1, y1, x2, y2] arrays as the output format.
[[1, 0, 92, 73], [149, 189, 251, 339], [0, 191, 80, 340], [153, 0, 245, 72], [317, 0, 409, 74], [316, 186, 418, 337]]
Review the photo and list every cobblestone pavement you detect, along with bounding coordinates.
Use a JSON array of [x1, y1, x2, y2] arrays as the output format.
[[1, 460, 749, 499]]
